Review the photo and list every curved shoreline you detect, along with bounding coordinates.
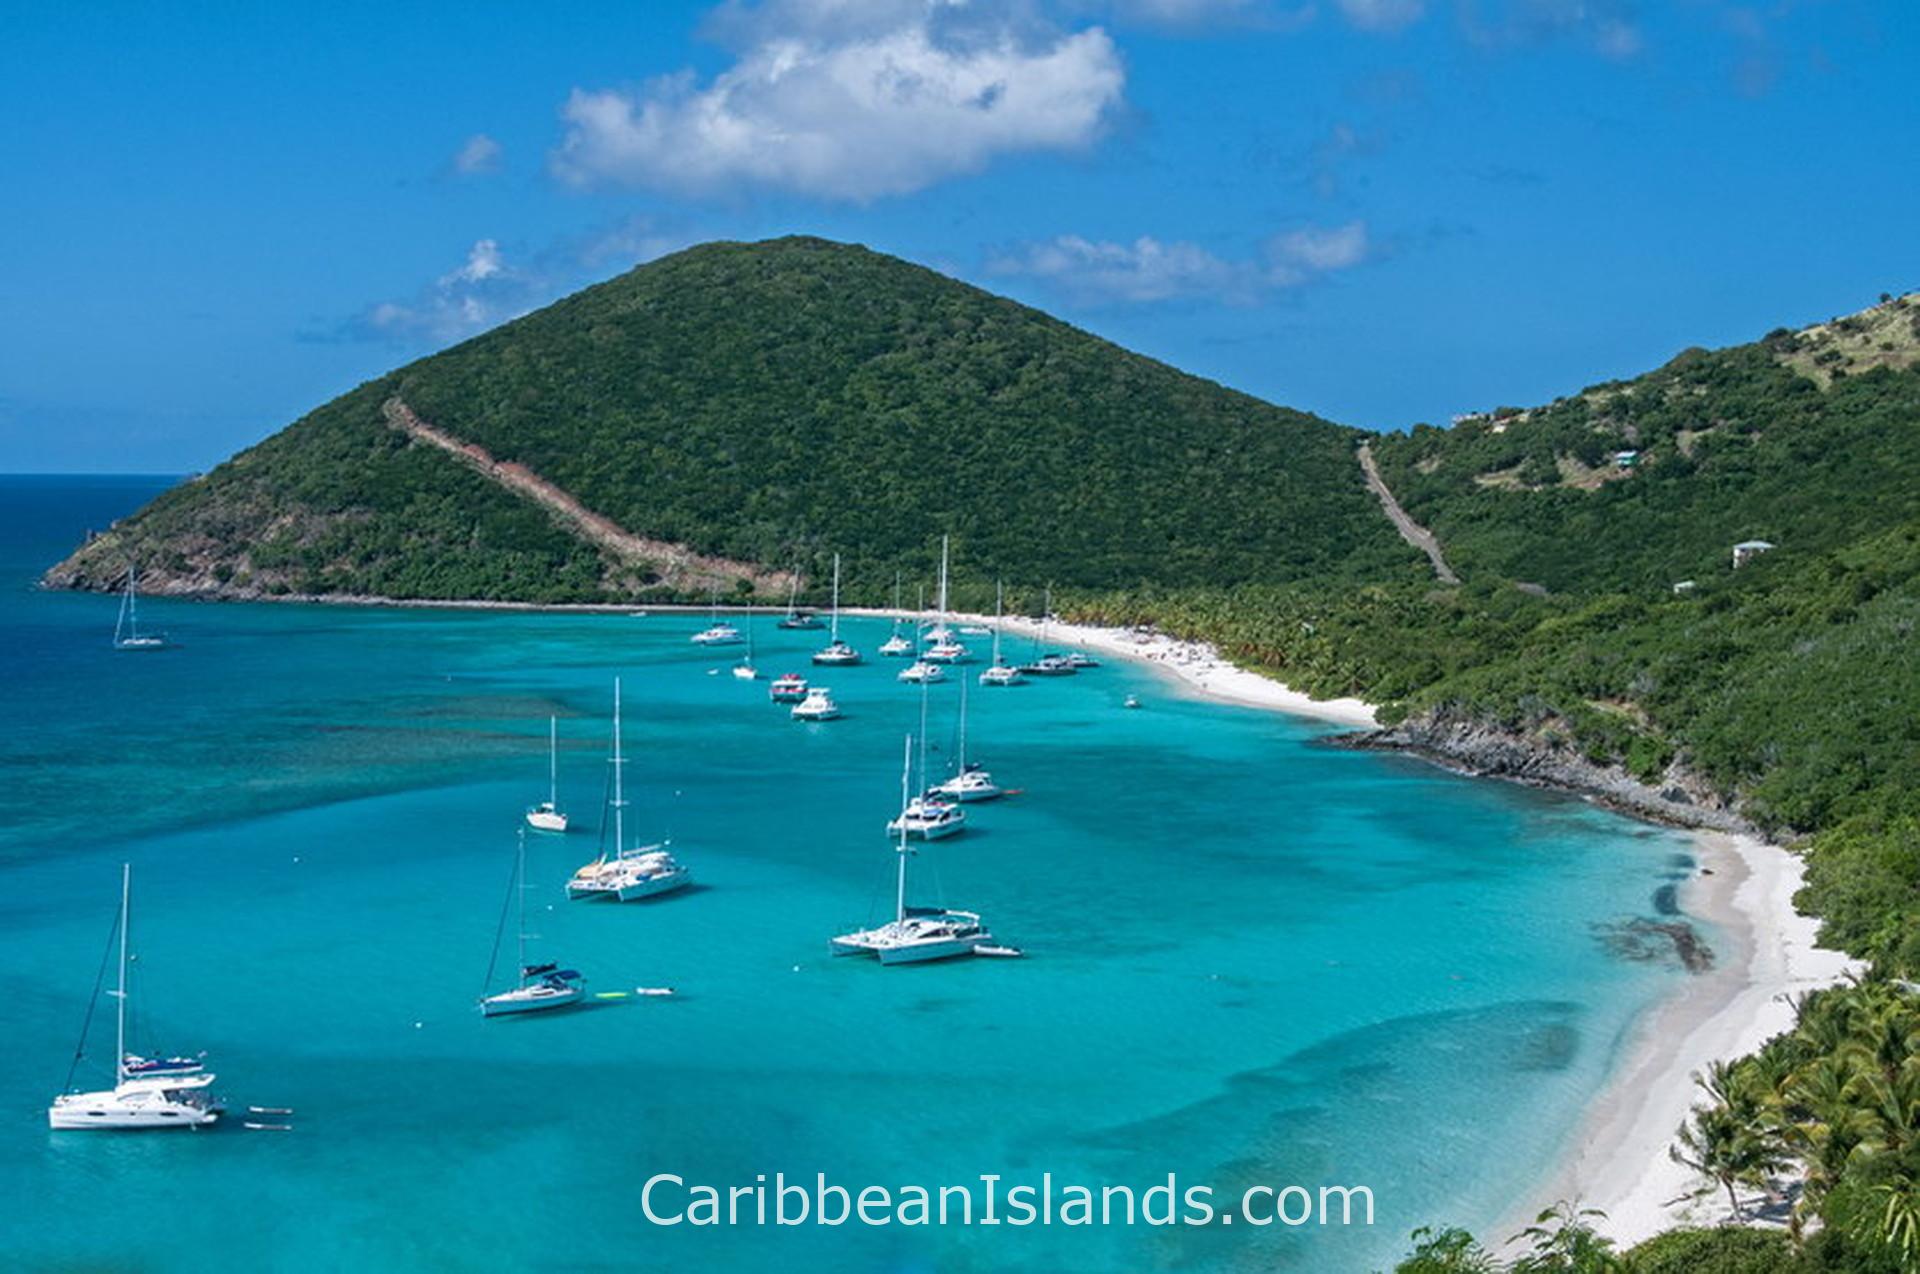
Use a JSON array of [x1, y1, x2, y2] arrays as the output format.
[[902, 610, 1862, 1246], [95, 586, 1860, 1246]]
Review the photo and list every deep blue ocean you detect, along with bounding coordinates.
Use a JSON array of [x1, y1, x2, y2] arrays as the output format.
[[0, 475, 1699, 1272]]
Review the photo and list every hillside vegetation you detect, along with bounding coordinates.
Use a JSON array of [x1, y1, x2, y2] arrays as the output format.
[[47, 237, 1405, 602]]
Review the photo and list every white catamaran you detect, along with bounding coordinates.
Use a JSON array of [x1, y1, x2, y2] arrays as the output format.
[[481, 831, 586, 1017], [526, 715, 569, 832], [112, 566, 169, 651], [833, 737, 994, 965], [812, 553, 861, 665], [567, 678, 693, 902], [49, 865, 223, 1129]]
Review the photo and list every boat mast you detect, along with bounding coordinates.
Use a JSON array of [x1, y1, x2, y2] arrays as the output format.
[[113, 863, 129, 1083], [896, 736, 912, 924], [891, 573, 902, 636], [991, 581, 1004, 666], [548, 716, 559, 806], [917, 676, 931, 795], [937, 535, 950, 629], [957, 674, 969, 772], [786, 571, 799, 621], [515, 830, 529, 988], [829, 553, 842, 643], [611, 677, 627, 858]]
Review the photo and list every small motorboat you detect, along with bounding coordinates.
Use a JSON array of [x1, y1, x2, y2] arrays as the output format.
[[898, 660, 946, 684], [791, 688, 841, 721], [1123, 694, 1141, 709], [769, 673, 809, 703]]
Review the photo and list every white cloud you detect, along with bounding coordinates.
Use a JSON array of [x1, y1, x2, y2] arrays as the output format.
[[988, 221, 1372, 305], [550, 1, 1126, 201], [350, 223, 692, 346], [452, 133, 504, 175], [1271, 220, 1368, 274], [1336, 0, 1425, 32], [1457, 0, 1643, 59]]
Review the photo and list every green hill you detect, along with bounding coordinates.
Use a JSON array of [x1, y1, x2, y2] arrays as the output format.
[[46, 237, 1406, 603], [1365, 292, 1920, 594]]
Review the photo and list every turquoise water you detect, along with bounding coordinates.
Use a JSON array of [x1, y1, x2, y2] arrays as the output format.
[[0, 476, 1699, 1272]]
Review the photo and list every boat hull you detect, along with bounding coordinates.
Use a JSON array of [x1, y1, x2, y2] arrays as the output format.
[[480, 985, 585, 1017], [48, 1087, 222, 1130], [526, 810, 569, 833], [614, 871, 692, 902], [878, 937, 981, 965]]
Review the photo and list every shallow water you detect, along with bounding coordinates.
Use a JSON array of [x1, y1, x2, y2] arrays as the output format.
[[0, 476, 1696, 1272]]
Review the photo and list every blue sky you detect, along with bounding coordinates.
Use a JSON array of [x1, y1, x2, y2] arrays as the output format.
[[2, 0, 1915, 472]]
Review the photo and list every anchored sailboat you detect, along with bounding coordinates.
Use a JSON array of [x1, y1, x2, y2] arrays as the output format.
[[833, 737, 993, 965], [879, 573, 913, 657], [691, 588, 742, 646], [777, 568, 822, 630], [979, 581, 1025, 686], [567, 679, 693, 902], [733, 612, 760, 680], [49, 865, 223, 1129], [931, 675, 1003, 803], [481, 831, 586, 1016], [526, 716, 569, 832], [889, 677, 966, 839], [923, 536, 969, 663], [812, 553, 861, 665], [112, 566, 169, 651]]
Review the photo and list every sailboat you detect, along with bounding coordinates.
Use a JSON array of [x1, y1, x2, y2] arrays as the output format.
[[733, 612, 760, 680], [931, 676, 1003, 803], [48, 865, 223, 1129], [567, 679, 692, 902], [888, 676, 966, 839], [923, 536, 969, 663], [481, 831, 586, 1017], [879, 573, 914, 658], [1019, 586, 1077, 677], [112, 566, 169, 651], [812, 553, 861, 665], [690, 588, 743, 646], [833, 737, 992, 965], [526, 716, 570, 832], [978, 581, 1025, 686], [777, 569, 822, 630]]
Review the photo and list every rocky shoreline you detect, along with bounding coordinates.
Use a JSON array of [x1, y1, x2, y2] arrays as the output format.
[[1328, 706, 1764, 840]]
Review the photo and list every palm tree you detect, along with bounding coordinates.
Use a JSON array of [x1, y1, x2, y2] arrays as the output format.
[[1507, 1200, 1621, 1273], [1393, 1225, 1501, 1274], [1847, 1173, 1920, 1271], [1670, 1061, 1791, 1219]]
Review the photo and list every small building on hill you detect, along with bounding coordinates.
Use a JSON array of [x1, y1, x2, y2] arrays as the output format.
[[1612, 450, 1640, 469], [1732, 540, 1776, 569]]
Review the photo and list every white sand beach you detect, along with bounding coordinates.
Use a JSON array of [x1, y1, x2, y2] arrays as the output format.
[[853, 606, 1860, 1251], [1497, 830, 1864, 1249], [847, 607, 1380, 727]]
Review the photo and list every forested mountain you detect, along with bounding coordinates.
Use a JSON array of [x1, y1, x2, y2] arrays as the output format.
[[44, 237, 1405, 603]]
